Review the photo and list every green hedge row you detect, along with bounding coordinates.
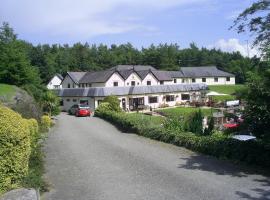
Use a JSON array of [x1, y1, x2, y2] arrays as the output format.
[[95, 110, 270, 168], [0, 105, 49, 194]]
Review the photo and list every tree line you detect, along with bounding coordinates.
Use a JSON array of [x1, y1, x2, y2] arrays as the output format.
[[0, 22, 262, 89]]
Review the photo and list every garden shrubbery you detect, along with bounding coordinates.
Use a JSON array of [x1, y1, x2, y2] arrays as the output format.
[[0, 105, 31, 194], [0, 105, 51, 194], [95, 110, 270, 168]]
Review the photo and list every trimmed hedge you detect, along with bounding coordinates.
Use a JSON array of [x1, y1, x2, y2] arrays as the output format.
[[95, 110, 270, 168], [0, 106, 31, 194]]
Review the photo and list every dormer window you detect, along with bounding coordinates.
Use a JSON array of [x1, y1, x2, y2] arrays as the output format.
[[68, 83, 70, 88], [147, 81, 151, 85], [131, 81, 135, 86], [173, 79, 177, 83]]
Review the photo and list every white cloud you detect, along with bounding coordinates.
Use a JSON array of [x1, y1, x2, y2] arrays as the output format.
[[0, 0, 211, 41], [209, 38, 260, 58]]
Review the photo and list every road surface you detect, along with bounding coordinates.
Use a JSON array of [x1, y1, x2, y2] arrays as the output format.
[[43, 113, 270, 200]]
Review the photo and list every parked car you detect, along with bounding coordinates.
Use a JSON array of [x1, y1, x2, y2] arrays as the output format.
[[68, 104, 91, 117]]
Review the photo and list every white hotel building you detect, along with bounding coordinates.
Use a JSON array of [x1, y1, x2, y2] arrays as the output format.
[[56, 65, 235, 111]]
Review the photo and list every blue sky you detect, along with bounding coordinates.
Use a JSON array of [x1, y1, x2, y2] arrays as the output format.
[[0, 0, 258, 56]]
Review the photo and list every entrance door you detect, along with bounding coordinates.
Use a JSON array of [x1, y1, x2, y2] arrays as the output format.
[[129, 97, 144, 111], [122, 98, 126, 111]]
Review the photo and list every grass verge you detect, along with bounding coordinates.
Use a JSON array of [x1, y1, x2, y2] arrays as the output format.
[[0, 84, 16, 101], [21, 133, 49, 193]]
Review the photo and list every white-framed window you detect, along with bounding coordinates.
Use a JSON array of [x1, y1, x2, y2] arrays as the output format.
[[174, 79, 177, 83], [147, 81, 151, 85], [131, 81, 135, 86], [192, 78, 196, 83], [202, 78, 206, 82], [226, 77, 230, 81], [166, 95, 175, 102], [214, 77, 218, 82], [149, 96, 158, 103], [181, 94, 190, 100]]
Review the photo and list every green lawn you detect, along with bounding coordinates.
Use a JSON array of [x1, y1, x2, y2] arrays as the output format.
[[208, 84, 245, 102], [208, 84, 245, 95], [128, 113, 164, 125], [156, 107, 216, 119], [0, 84, 16, 101]]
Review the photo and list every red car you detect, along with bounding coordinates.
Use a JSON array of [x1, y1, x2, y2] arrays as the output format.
[[68, 104, 91, 117]]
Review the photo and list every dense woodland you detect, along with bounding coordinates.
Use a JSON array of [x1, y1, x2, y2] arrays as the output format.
[[0, 23, 263, 87]]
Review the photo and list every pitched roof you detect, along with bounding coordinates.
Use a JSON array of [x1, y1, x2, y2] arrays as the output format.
[[79, 70, 116, 83], [180, 66, 234, 77], [67, 72, 87, 83], [151, 71, 173, 81], [56, 73, 63, 80], [109, 65, 156, 71], [57, 83, 208, 97]]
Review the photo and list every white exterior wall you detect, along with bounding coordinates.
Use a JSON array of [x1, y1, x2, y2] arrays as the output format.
[[141, 73, 159, 86], [163, 80, 173, 85], [61, 97, 95, 111], [47, 76, 62, 89], [62, 75, 78, 88], [125, 72, 142, 86], [105, 73, 125, 87], [191, 76, 235, 85], [92, 83, 106, 87]]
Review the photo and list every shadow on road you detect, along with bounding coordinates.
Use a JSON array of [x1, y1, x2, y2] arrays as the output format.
[[178, 155, 270, 200]]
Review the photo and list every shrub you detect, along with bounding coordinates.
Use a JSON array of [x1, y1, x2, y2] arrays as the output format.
[[0, 105, 31, 194], [185, 110, 203, 135], [95, 102, 112, 116], [40, 115, 52, 132], [41, 91, 60, 116], [102, 95, 121, 112], [26, 119, 39, 149]]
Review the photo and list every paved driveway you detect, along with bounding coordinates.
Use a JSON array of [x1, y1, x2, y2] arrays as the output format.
[[43, 113, 270, 200]]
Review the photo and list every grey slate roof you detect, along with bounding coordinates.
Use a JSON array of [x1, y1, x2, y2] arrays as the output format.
[[67, 72, 87, 83], [180, 66, 234, 77], [151, 70, 174, 81], [66, 65, 235, 85], [109, 65, 156, 71], [79, 70, 115, 83], [58, 83, 208, 97], [56, 73, 63, 80]]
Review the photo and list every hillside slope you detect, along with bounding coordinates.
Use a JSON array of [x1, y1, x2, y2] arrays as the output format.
[[0, 84, 42, 120]]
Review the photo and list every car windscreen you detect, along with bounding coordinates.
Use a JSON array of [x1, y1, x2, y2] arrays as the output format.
[[79, 105, 89, 109]]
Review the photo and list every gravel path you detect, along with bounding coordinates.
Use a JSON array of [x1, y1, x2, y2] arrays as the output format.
[[43, 113, 270, 200]]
